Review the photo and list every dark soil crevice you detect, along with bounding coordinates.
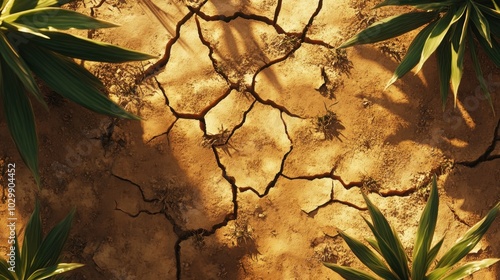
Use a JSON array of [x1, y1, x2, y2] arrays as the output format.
[[111, 169, 238, 280], [238, 111, 293, 197], [457, 119, 500, 167], [446, 203, 472, 227]]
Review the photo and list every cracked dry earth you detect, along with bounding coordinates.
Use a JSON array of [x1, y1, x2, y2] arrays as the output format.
[[1, 0, 500, 279]]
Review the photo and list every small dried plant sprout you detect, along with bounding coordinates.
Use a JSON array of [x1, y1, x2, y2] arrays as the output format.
[[230, 220, 254, 247], [325, 48, 353, 76], [201, 125, 237, 155], [314, 103, 345, 141], [192, 231, 206, 251], [361, 175, 381, 194]]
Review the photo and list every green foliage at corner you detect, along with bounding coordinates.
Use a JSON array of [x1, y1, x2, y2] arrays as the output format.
[[340, 0, 500, 111], [323, 176, 500, 280], [0, 0, 156, 185], [0, 201, 83, 280]]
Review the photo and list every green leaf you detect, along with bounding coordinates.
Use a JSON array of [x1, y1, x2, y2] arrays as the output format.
[[449, 7, 469, 106], [435, 201, 500, 269], [338, 230, 399, 280], [411, 176, 439, 280], [474, 28, 500, 68], [427, 266, 453, 280], [30, 207, 76, 270], [415, 4, 467, 73], [470, 1, 493, 47], [3, 21, 50, 38], [0, 62, 40, 185], [436, 34, 451, 108], [323, 262, 378, 280], [366, 237, 382, 255], [21, 44, 140, 119], [426, 237, 444, 270], [7, 0, 37, 14], [385, 20, 438, 89], [4, 8, 119, 30], [29, 31, 157, 62], [477, 2, 500, 19], [374, 0, 460, 9], [486, 16, 500, 37], [27, 263, 84, 280], [36, 0, 73, 8], [362, 195, 410, 279], [0, 32, 46, 107], [440, 259, 500, 280], [468, 30, 495, 113], [0, 258, 14, 280], [22, 201, 43, 278], [339, 12, 438, 48], [14, 234, 22, 279], [2, 0, 16, 15]]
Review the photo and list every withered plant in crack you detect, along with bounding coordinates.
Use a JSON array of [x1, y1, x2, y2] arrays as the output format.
[[201, 125, 237, 156], [361, 175, 381, 194]]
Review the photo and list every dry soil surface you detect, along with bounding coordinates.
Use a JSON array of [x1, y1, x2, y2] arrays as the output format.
[[1, 0, 500, 279]]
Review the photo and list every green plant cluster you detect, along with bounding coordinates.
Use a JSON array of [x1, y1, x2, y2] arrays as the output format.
[[0, 201, 81, 280], [0, 0, 154, 185], [340, 0, 500, 110], [324, 177, 500, 280]]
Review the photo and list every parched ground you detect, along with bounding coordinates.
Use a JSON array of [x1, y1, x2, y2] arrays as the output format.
[[0, 0, 499, 279]]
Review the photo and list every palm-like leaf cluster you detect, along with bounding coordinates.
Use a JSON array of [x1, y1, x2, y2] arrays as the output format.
[[0, 201, 82, 280], [324, 177, 500, 280], [0, 0, 155, 185], [340, 0, 500, 110]]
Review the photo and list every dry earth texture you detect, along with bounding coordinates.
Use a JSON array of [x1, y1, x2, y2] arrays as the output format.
[[1, 0, 499, 279]]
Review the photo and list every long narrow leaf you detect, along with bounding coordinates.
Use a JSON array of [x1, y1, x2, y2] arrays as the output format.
[[470, 1, 493, 46], [477, 2, 500, 19], [338, 230, 399, 280], [475, 30, 500, 68], [0, 63, 40, 185], [8, 0, 37, 14], [362, 200, 410, 280], [411, 176, 439, 280], [468, 29, 495, 112], [415, 4, 467, 73], [375, 0, 460, 8], [450, 7, 469, 106], [29, 31, 156, 62], [0, 259, 14, 280], [36, 0, 73, 8], [435, 201, 500, 269], [440, 259, 500, 280], [4, 8, 119, 30], [27, 263, 84, 280], [339, 12, 438, 48], [425, 237, 444, 270], [21, 44, 139, 119], [22, 201, 43, 278], [436, 34, 452, 108], [366, 237, 382, 255], [30, 208, 75, 270], [4, 21, 50, 38], [0, 32, 46, 107], [323, 262, 378, 280], [386, 20, 438, 89]]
